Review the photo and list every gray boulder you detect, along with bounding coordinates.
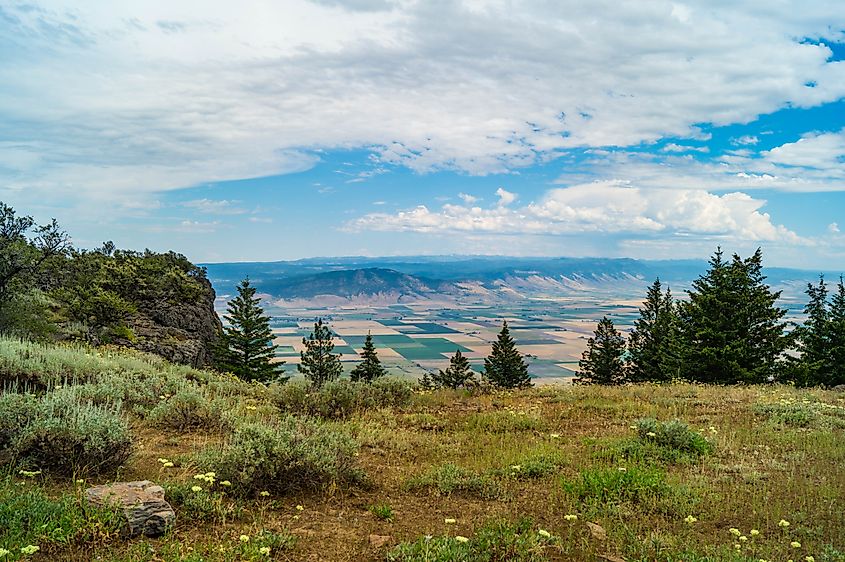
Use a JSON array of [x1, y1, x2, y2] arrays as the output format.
[[86, 480, 175, 537]]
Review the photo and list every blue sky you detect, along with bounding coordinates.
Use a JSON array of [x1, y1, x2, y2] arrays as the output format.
[[1, 1, 844, 268]]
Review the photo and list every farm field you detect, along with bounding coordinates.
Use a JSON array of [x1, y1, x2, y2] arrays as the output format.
[[254, 298, 647, 383]]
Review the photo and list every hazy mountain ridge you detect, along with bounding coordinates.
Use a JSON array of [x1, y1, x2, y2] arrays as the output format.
[[203, 256, 842, 303]]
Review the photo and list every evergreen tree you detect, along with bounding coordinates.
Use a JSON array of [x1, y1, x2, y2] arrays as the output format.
[[483, 321, 531, 388], [299, 318, 342, 387], [679, 248, 789, 384], [795, 275, 831, 386], [829, 276, 845, 387], [432, 349, 476, 389], [350, 332, 387, 383], [418, 371, 435, 390], [575, 316, 627, 385], [628, 278, 677, 382], [216, 278, 283, 382]]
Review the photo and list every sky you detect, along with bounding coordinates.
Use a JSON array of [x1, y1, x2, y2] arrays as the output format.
[[1, 1, 844, 268]]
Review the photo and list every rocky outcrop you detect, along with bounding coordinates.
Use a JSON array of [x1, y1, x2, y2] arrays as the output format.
[[85, 480, 175, 537], [123, 276, 222, 368]]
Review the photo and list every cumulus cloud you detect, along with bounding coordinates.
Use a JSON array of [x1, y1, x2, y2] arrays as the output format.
[[458, 192, 479, 204], [495, 188, 517, 206], [1, 0, 844, 210], [830, 222, 841, 233], [349, 182, 801, 243]]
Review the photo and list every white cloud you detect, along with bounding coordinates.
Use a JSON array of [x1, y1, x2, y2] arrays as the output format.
[[349, 181, 801, 243], [495, 187, 517, 206], [1, 0, 844, 209], [763, 130, 845, 169], [662, 143, 709, 153], [732, 135, 760, 146], [458, 192, 479, 204], [829, 222, 841, 233], [181, 198, 247, 215]]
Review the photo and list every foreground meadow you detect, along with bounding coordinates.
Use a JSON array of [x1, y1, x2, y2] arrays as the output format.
[[1, 338, 844, 561]]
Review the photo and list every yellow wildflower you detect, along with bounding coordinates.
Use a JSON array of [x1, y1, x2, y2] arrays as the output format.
[[0, 548, 9, 557], [191, 485, 202, 492], [739, 535, 748, 542], [750, 529, 760, 536], [259, 491, 270, 497], [259, 546, 271, 555], [778, 519, 791, 528], [454, 536, 469, 543], [221, 480, 232, 486], [729, 528, 742, 536], [538, 529, 551, 538], [564, 514, 578, 521], [239, 535, 250, 543], [684, 515, 698, 524], [296, 505, 304, 511], [444, 518, 457, 524], [791, 542, 801, 548], [20, 546, 39, 555]]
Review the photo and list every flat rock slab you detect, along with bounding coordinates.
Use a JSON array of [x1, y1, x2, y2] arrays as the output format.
[[86, 480, 175, 537]]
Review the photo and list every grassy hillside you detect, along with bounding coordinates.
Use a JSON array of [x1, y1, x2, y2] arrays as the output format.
[[1, 337, 844, 561]]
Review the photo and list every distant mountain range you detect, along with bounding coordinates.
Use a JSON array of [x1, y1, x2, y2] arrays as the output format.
[[203, 256, 841, 304]]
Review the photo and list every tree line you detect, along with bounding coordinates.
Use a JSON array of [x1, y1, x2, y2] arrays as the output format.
[[576, 248, 845, 388], [218, 278, 533, 389]]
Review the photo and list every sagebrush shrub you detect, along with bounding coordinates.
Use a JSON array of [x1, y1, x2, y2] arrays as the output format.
[[0, 390, 132, 476], [635, 418, 712, 457], [195, 416, 363, 496], [147, 389, 232, 431], [268, 378, 413, 419]]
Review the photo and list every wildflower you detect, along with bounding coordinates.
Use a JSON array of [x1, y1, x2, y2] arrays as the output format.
[[246, 405, 257, 411], [259, 491, 270, 497], [444, 518, 457, 524], [239, 535, 250, 543], [18, 470, 41, 477], [75, 479, 85, 484], [734, 544, 741, 550], [20, 546, 39, 555], [564, 514, 578, 521], [617, 467, 627, 472], [750, 529, 760, 536], [205, 472, 216, 478], [646, 431, 657, 437], [778, 519, 791, 528], [296, 505, 304, 511], [157, 458, 169, 463], [194, 474, 205, 480], [259, 546, 271, 555], [538, 529, 551, 538], [191, 485, 202, 492], [739, 535, 748, 542], [684, 515, 698, 524], [729, 528, 742, 536], [221, 480, 232, 486], [629, 425, 637, 429], [709, 426, 718, 433], [510, 465, 522, 471], [0, 548, 9, 557], [454, 536, 469, 543], [805, 557, 815, 562], [163, 462, 174, 468], [791, 542, 801, 548], [550, 433, 561, 438]]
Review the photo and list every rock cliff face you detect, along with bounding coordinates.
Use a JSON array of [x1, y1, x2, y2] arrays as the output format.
[[122, 277, 222, 367]]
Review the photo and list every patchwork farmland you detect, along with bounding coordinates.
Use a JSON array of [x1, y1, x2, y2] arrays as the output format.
[[254, 298, 645, 383]]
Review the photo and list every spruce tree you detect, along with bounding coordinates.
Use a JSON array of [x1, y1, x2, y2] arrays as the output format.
[[796, 275, 831, 386], [299, 318, 343, 387], [483, 321, 531, 388], [828, 276, 845, 387], [216, 278, 283, 382], [432, 349, 476, 389], [628, 278, 677, 382], [350, 332, 387, 383], [679, 248, 789, 384], [575, 316, 627, 385]]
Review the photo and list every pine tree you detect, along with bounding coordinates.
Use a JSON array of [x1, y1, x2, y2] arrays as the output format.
[[796, 275, 831, 386], [828, 276, 845, 387], [483, 321, 531, 388], [350, 332, 387, 383], [298, 318, 343, 388], [628, 278, 677, 382], [432, 349, 476, 389], [679, 248, 789, 384], [575, 316, 627, 385], [216, 278, 284, 382]]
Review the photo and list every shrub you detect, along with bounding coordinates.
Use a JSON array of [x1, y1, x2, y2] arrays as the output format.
[[403, 463, 502, 499], [268, 378, 413, 419], [0, 391, 132, 476], [163, 482, 241, 524], [754, 401, 845, 430], [0, 477, 124, 558], [194, 416, 363, 496], [147, 389, 232, 432], [635, 418, 712, 458], [387, 518, 558, 562], [493, 452, 566, 480]]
